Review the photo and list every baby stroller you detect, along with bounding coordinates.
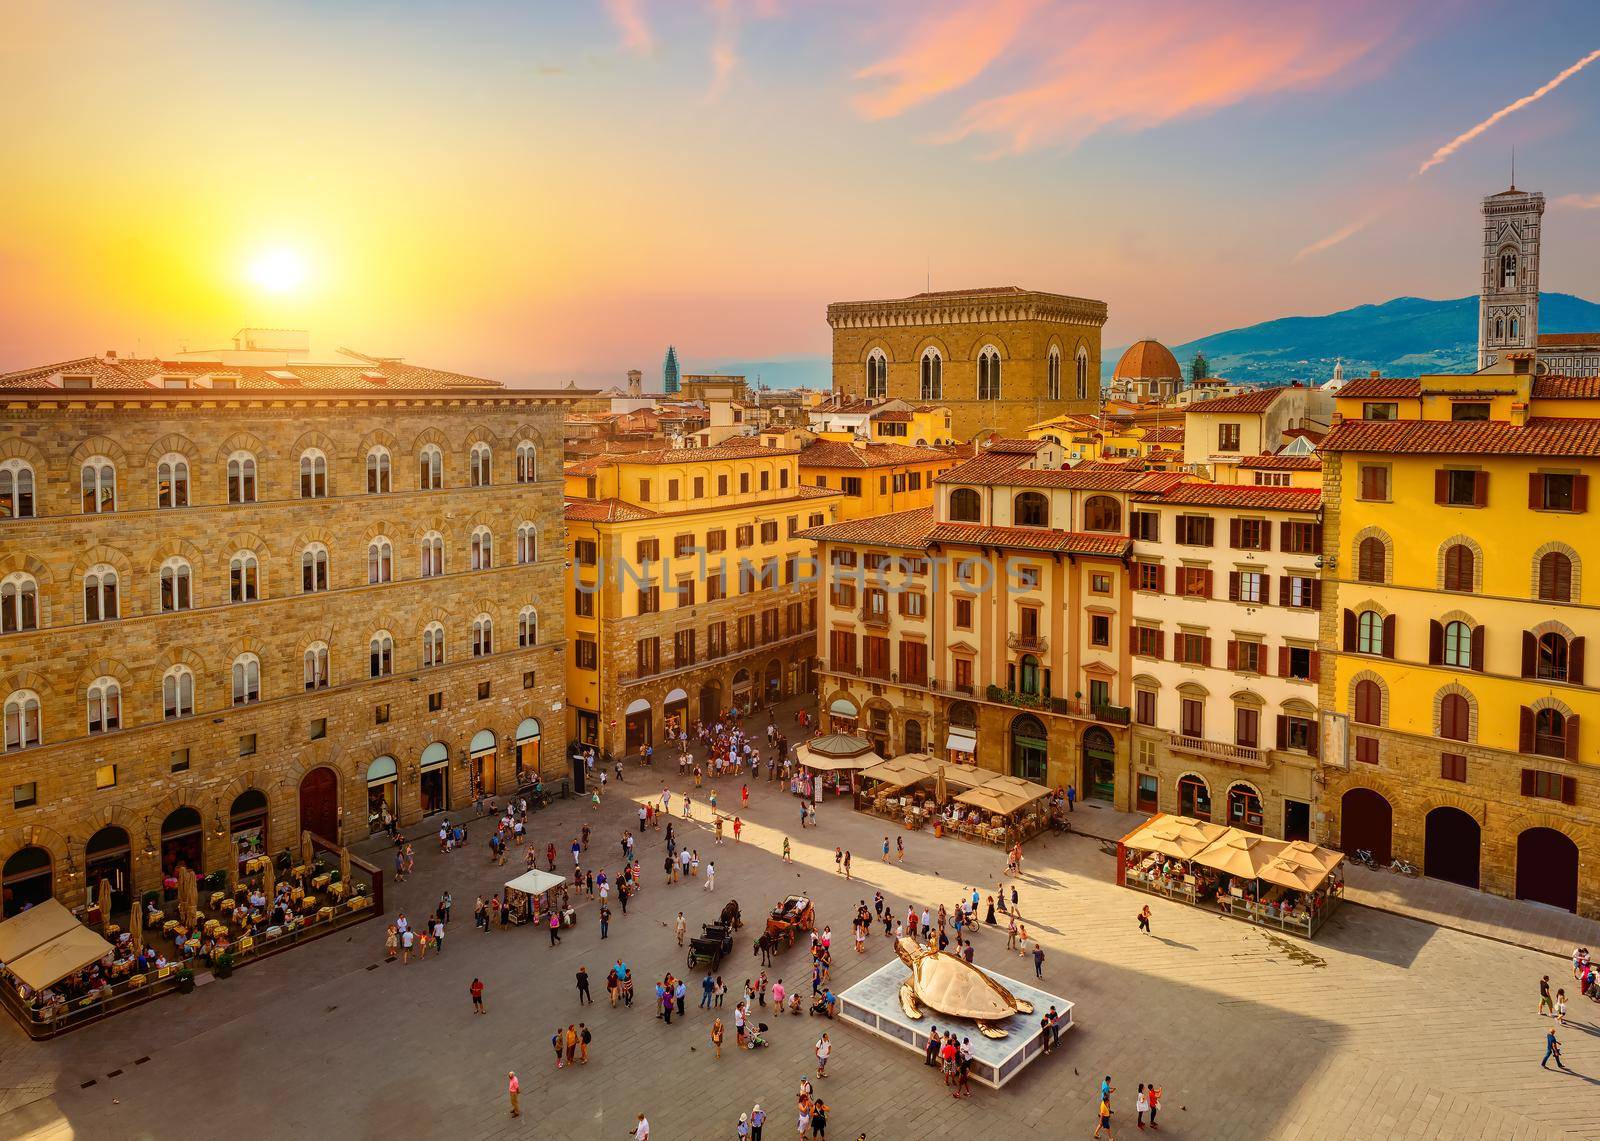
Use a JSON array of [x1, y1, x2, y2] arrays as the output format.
[[746, 1022, 771, 1049], [809, 994, 836, 1018]]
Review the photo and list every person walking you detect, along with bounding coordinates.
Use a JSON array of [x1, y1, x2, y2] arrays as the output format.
[[1555, 988, 1568, 1024], [1033, 943, 1045, 979], [881, 836, 890, 862], [676, 911, 688, 946], [1137, 905, 1152, 935], [471, 977, 486, 1014], [704, 861, 716, 892], [634, 1114, 651, 1141], [507, 1071, 520, 1117], [1066, 783, 1076, 812], [1146, 1082, 1162, 1130], [1542, 1026, 1567, 1069], [712, 1016, 725, 1059], [600, 902, 612, 939], [815, 1032, 831, 1077], [896, 835, 905, 863], [782, 836, 792, 863], [843, 850, 852, 880], [1539, 974, 1554, 1015], [549, 910, 562, 946], [1093, 1095, 1115, 1138], [577, 965, 593, 1005]]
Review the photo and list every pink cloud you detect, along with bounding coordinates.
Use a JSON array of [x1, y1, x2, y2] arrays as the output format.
[[604, 0, 654, 55], [1553, 193, 1600, 210], [853, 0, 1041, 120], [706, 0, 739, 102]]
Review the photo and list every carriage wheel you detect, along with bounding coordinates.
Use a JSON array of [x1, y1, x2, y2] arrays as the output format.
[[687, 951, 695, 969]]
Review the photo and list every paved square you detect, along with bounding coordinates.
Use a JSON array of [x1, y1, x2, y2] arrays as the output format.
[[2, 757, 1598, 1140]]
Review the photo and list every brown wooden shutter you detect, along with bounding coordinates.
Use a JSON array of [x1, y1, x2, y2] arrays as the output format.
[[1434, 469, 1448, 505], [1201, 569, 1214, 597], [1428, 620, 1443, 665], [1519, 707, 1534, 754], [1310, 579, 1323, 609], [1228, 571, 1240, 601], [1229, 519, 1241, 548], [1473, 470, 1488, 507], [1310, 523, 1322, 551], [1342, 609, 1356, 651], [1275, 715, 1287, 749], [1521, 631, 1536, 678], [1308, 649, 1320, 679], [1528, 473, 1544, 510], [1565, 715, 1580, 762], [1520, 767, 1535, 796], [1155, 630, 1165, 659], [1470, 625, 1485, 672], [1574, 475, 1589, 513], [1278, 520, 1290, 549], [1381, 613, 1396, 659], [1562, 775, 1578, 805], [1201, 637, 1212, 666], [1262, 523, 1273, 551], [1226, 640, 1238, 670], [1307, 720, 1320, 758], [1277, 646, 1289, 677], [1570, 636, 1585, 685], [1278, 575, 1291, 607]]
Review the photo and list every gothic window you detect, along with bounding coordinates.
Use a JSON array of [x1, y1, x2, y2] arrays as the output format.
[[421, 531, 444, 578], [1494, 317, 1504, 339], [226, 451, 257, 504], [156, 454, 190, 508], [230, 551, 260, 602], [299, 449, 328, 498], [84, 565, 119, 621], [469, 443, 492, 488], [301, 544, 329, 593], [232, 654, 261, 705], [472, 614, 494, 657], [419, 444, 444, 490], [1047, 348, 1061, 400], [1, 573, 38, 632], [86, 677, 121, 734], [977, 347, 1002, 401], [369, 632, 394, 678], [0, 459, 36, 519], [303, 642, 330, 690], [920, 349, 943, 401], [866, 351, 888, 400], [1510, 317, 1519, 339], [516, 441, 538, 483], [471, 526, 493, 571], [162, 666, 194, 719], [1075, 348, 1089, 401], [423, 622, 445, 668], [517, 522, 537, 565], [368, 538, 393, 584], [4, 690, 41, 749], [159, 557, 193, 611], [367, 447, 392, 494], [518, 606, 538, 647], [1500, 250, 1517, 290], [81, 457, 117, 513]]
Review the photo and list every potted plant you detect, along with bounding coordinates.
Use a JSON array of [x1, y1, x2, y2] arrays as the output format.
[[212, 951, 235, 979], [175, 967, 196, 994]]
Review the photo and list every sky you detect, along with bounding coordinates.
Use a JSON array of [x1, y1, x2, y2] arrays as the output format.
[[1, 0, 1598, 386]]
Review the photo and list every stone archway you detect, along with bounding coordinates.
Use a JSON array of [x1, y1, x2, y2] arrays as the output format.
[[85, 825, 133, 916], [1516, 827, 1579, 913], [1081, 726, 1116, 801], [1423, 806, 1480, 889], [699, 681, 722, 725], [1340, 787, 1393, 865], [2, 845, 53, 917], [299, 767, 340, 843]]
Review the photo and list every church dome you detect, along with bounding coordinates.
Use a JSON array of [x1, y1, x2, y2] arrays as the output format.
[[1113, 340, 1181, 382]]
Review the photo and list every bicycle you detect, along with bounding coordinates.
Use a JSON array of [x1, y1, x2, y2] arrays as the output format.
[[1389, 857, 1419, 876], [1351, 849, 1377, 869]]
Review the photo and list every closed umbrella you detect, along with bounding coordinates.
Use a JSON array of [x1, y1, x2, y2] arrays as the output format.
[[301, 829, 314, 869], [98, 878, 114, 929], [129, 894, 143, 957], [935, 764, 948, 806], [263, 858, 275, 902]]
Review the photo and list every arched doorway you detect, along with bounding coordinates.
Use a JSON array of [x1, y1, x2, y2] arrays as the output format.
[[160, 806, 203, 886], [1516, 827, 1579, 913], [662, 690, 688, 739], [699, 682, 722, 725], [1226, 783, 1264, 833], [828, 697, 858, 735], [624, 699, 652, 755], [1424, 806, 1481, 888], [1082, 727, 1116, 801], [1011, 714, 1048, 782], [299, 767, 339, 842], [732, 668, 753, 713], [515, 719, 542, 786], [85, 826, 132, 916], [469, 729, 497, 797], [229, 789, 269, 868], [419, 742, 449, 815], [366, 756, 398, 835], [1178, 774, 1212, 821], [2, 846, 52, 917], [764, 658, 783, 704], [1340, 788, 1392, 865], [904, 720, 924, 754]]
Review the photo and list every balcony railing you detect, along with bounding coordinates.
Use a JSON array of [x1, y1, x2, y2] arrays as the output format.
[[1007, 632, 1049, 653], [1168, 731, 1267, 768], [861, 606, 891, 627]]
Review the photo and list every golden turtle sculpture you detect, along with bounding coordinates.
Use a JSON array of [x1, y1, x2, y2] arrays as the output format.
[[894, 936, 1033, 1038]]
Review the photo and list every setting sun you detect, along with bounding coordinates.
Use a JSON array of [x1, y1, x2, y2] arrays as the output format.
[[248, 248, 308, 294]]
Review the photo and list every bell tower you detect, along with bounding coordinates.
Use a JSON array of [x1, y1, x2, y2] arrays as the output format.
[[1478, 185, 1544, 370]]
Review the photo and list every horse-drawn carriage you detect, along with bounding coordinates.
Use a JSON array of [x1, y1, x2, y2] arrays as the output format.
[[687, 900, 742, 969], [759, 894, 815, 957]]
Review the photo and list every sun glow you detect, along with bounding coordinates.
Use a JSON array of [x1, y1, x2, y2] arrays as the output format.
[[248, 248, 308, 294]]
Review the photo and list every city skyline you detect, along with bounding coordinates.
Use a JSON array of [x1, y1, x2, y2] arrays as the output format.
[[2, 0, 1599, 386]]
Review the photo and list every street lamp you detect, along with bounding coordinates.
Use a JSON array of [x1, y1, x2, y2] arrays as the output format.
[[62, 836, 80, 881]]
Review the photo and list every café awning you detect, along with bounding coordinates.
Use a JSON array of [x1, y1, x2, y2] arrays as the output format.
[[1257, 841, 1345, 891], [1121, 815, 1230, 861], [1193, 832, 1289, 880], [504, 869, 566, 898], [6, 924, 115, 992], [945, 728, 977, 754], [0, 898, 79, 964]]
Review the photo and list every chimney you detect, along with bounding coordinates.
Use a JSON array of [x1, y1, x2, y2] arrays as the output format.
[[1510, 401, 1529, 428], [626, 369, 643, 396], [1370, 370, 1380, 378]]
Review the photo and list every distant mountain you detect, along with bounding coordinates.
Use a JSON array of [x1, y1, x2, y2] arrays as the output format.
[[1136, 293, 1600, 386]]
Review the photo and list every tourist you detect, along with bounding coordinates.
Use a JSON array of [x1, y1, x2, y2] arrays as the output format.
[[577, 965, 592, 1005], [579, 1022, 591, 1064], [772, 977, 786, 1011], [924, 1026, 941, 1067], [783, 837, 792, 863], [815, 1031, 831, 1076], [607, 965, 620, 1007], [1067, 784, 1076, 812], [676, 977, 687, 1016], [811, 1097, 829, 1137], [676, 911, 688, 946], [751, 1103, 766, 1141], [1033, 943, 1045, 978], [843, 850, 852, 879], [1136, 1084, 1148, 1129], [553, 1027, 566, 1069], [471, 977, 485, 1014], [549, 910, 562, 946], [1540, 974, 1554, 1015], [1138, 905, 1152, 935], [635, 1114, 651, 1141], [1094, 1095, 1114, 1137], [705, 861, 716, 892], [712, 1016, 725, 1058], [1542, 1026, 1567, 1069], [897, 836, 905, 863], [1146, 1082, 1162, 1130], [384, 925, 398, 961], [400, 924, 414, 963], [715, 975, 727, 1006], [507, 1071, 520, 1117], [600, 903, 611, 939], [564, 1023, 578, 1066], [882, 836, 890, 862], [432, 917, 445, 955]]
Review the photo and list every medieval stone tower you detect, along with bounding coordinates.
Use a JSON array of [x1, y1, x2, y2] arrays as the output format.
[[1478, 186, 1545, 370]]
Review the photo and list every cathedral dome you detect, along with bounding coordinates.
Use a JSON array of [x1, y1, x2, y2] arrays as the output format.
[[1113, 339, 1181, 382]]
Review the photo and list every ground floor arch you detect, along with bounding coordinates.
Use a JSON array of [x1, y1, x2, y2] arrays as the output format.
[[160, 806, 203, 884], [1516, 827, 1579, 913], [515, 718, 542, 785], [366, 755, 398, 835], [1226, 781, 1264, 834], [85, 825, 132, 916], [764, 658, 782, 704], [229, 788, 269, 867], [1177, 773, 1212, 821], [828, 696, 858, 734], [469, 728, 497, 797], [624, 698, 652, 755], [731, 668, 753, 712], [1082, 726, 1116, 801], [420, 742, 450, 816], [662, 689, 689, 739], [1424, 806, 1480, 889], [904, 719, 924, 754], [1340, 787, 1392, 865], [700, 682, 723, 725], [299, 766, 340, 842], [2, 846, 52, 917], [1011, 714, 1048, 782]]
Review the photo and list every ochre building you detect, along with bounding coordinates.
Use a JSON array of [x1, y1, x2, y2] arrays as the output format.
[[0, 354, 573, 915]]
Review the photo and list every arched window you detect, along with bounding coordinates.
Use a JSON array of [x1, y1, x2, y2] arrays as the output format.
[[299, 449, 328, 498], [518, 606, 538, 647], [1357, 537, 1386, 583], [84, 565, 119, 621], [0, 459, 36, 519], [420, 531, 444, 578], [472, 615, 493, 657], [1443, 620, 1473, 668], [230, 551, 259, 602], [1178, 773, 1211, 820], [369, 632, 394, 678], [4, 690, 41, 749], [866, 350, 888, 400], [1539, 552, 1573, 602], [469, 443, 492, 488], [226, 451, 257, 504], [231, 653, 261, 705], [1075, 347, 1089, 401], [1443, 543, 1475, 592], [517, 523, 537, 565], [1, 573, 39, 632], [304, 642, 330, 690], [1047, 347, 1061, 401], [1537, 632, 1569, 682], [81, 457, 116, 513], [159, 557, 193, 611], [1013, 492, 1049, 527], [471, 526, 493, 571], [162, 665, 194, 719], [301, 543, 329, 593], [949, 487, 981, 522], [368, 538, 393, 585], [87, 677, 121, 733], [977, 347, 1002, 401], [516, 441, 538, 483], [1510, 317, 1519, 339], [1353, 679, 1382, 725], [920, 349, 943, 401], [156, 453, 189, 508], [366, 447, 391, 494], [1018, 654, 1040, 696], [1083, 494, 1121, 533], [1533, 708, 1567, 757], [418, 444, 443, 490], [1357, 610, 1383, 654], [423, 622, 445, 668], [1440, 692, 1470, 741], [1500, 250, 1518, 290], [1494, 317, 1505, 339]]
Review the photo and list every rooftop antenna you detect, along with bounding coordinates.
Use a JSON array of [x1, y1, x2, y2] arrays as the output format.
[[1510, 145, 1516, 190]]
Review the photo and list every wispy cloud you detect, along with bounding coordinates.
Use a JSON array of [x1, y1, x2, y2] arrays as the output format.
[[1553, 192, 1600, 210], [853, 0, 1040, 121], [706, 0, 739, 103], [1417, 48, 1600, 175], [604, 0, 654, 56], [1294, 213, 1379, 262]]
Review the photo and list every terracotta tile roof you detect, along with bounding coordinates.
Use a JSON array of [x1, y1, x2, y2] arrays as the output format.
[[1538, 333, 1600, 348], [1237, 453, 1322, 470], [928, 522, 1130, 557], [798, 508, 936, 548], [985, 438, 1044, 454], [0, 353, 502, 392], [576, 441, 799, 466], [1138, 483, 1321, 511], [798, 440, 954, 469], [1322, 417, 1600, 457], [1144, 448, 1183, 463], [1142, 425, 1185, 444], [1532, 376, 1600, 399], [873, 410, 914, 422], [1183, 386, 1291, 414], [937, 449, 1186, 492], [564, 497, 659, 522], [1335, 377, 1421, 399], [564, 456, 609, 476]]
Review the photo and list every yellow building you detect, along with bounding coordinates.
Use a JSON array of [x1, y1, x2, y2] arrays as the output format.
[[1320, 367, 1600, 916], [563, 442, 841, 753], [798, 439, 958, 520], [807, 397, 956, 447], [1183, 386, 1331, 480]]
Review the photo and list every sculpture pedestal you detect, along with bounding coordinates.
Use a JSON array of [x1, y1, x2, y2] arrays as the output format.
[[835, 960, 1075, 1089]]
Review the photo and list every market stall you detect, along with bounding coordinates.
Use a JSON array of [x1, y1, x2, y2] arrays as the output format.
[[503, 868, 571, 928], [792, 733, 881, 802]]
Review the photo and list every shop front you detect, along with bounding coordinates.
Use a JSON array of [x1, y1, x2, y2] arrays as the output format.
[[515, 718, 542, 786], [84, 827, 132, 918], [731, 668, 753, 712], [794, 733, 881, 802], [662, 689, 688, 739], [419, 742, 449, 816], [827, 697, 858, 734], [624, 699, 652, 754], [159, 807, 203, 891], [366, 755, 398, 835], [228, 789, 269, 868], [1081, 726, 1116, 801], [469, 730, 497, 798]]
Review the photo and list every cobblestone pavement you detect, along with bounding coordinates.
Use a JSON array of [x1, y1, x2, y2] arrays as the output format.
[[3, 726, 1599, 1139]]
